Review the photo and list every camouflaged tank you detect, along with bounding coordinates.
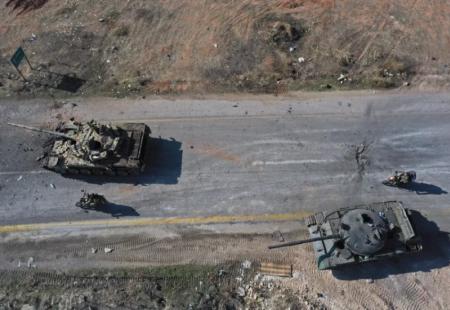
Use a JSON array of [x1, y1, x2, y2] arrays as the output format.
[[9, 121, 150, 176], [269, 201, 422, 270]]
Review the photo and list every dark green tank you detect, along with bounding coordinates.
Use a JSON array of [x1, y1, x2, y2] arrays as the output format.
[[269, 201, 422, 270]]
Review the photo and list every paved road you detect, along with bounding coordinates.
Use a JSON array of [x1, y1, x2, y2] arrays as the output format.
[[0, 91, 449, 232]]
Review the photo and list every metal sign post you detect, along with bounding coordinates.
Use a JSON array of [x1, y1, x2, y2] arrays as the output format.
[[10, 47, 32, 81]]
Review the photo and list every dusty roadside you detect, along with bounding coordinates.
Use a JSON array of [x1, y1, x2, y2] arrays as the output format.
[[0, 224, 448, 309], [0, 264, 328, 310]]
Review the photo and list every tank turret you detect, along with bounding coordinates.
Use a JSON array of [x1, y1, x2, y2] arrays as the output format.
[[269, 201, 422, 270]]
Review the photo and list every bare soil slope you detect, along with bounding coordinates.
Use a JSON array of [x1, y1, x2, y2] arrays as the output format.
[[0, 229, 448, 309], [1, 0, 450, 96]]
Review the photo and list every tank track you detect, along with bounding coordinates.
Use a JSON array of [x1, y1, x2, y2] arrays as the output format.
[[305, 214, 317, 227]]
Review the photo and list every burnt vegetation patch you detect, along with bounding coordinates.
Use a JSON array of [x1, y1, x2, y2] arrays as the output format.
[[202, 13, 307, 93], [5, 0, 48, 15]]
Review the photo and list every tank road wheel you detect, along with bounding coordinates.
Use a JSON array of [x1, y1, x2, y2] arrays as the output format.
[[117, 170, 129, 177], [92, 169, 105, 176], [129, 169, 140, 176], [105, 170, 116, 176], [80, 169, 92, 175], [55, 168, 67, 174]]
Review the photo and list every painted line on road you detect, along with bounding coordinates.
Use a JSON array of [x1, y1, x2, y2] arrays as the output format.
[[0, 170, 50, 176], [0, 211, 312, 233], [1, 113, 357, 129], [97, 113, 360, 124], [251, 159, 334, 166]]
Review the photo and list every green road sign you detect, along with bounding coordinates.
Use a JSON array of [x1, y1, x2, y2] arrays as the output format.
[[10, 47, 25, 68]]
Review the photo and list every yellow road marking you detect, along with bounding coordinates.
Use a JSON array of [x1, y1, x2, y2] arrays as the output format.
[[0, 211, 312, 233]]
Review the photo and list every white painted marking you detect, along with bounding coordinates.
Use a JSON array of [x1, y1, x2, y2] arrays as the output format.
[[247, 139, 301, 145], [0, 170, 50, 176], [251, 159, 334, 166]]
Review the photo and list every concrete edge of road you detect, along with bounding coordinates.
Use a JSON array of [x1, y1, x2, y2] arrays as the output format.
[[0, 211, 312, 240]]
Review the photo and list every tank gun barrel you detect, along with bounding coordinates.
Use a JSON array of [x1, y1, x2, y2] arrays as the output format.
[[268, 234, 340, 249], [7, 122, 76, 141]]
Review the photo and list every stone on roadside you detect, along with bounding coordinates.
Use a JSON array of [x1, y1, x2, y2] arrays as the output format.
[[237, 286, 246, 297]]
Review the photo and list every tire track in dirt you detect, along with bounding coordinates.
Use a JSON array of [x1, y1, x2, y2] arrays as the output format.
[[289, 235, 400, 310], [62, 235, 300, 266], [402, 277, 442, 310]]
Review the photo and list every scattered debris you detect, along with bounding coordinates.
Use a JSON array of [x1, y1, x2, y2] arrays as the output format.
[[213, 43, 218, 48], [20, 304, 35, 310], [91, 248, 98, 254], [242, 260, 252, 269], [35, 154, 45, 161], [366, 278, 374, 284], [259, 262, 293, 277], [382, 170, 416, 187], [49, 183, 56, 189], [17, 175, 23, 181], [76, 192, 107, 210], [272, 22, 303, 47], [27, 257, 34, 268], [289, 46, 296, 52], [272, 230, 285, 242], [382, 69, 394, 78], [237, 286, 246, 297], [104, 247, 113, 253], [337, 73, 349, 83], [298, 57, 305, 63]]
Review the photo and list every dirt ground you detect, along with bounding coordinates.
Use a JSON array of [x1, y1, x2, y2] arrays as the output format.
[[1, 0, 450, 97], [0, 226, 449, 309], [0, 264, 326, 309]]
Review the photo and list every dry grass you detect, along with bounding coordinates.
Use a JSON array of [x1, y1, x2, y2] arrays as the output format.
[[1, 0, 450, 96]]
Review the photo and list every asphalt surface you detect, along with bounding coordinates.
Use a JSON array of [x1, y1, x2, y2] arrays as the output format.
[[0, 91, 449, 233]]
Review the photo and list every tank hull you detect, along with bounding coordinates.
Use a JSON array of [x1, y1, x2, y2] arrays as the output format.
[[43, 123, 150, 176]]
